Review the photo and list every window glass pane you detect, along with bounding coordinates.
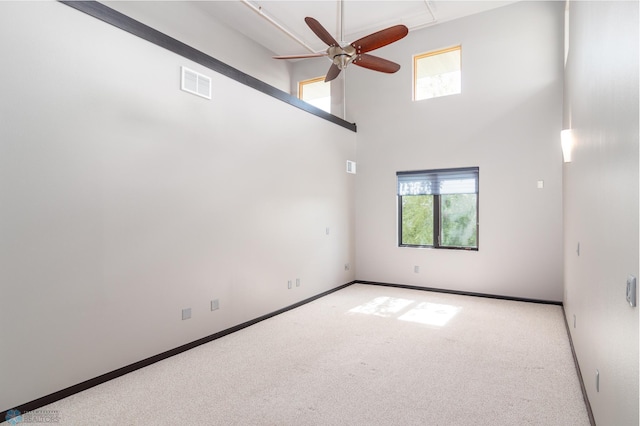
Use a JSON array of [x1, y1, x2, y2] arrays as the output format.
[[440, 194, 477, 248], [299, 77, 331, 113], [401, 195, 434, 246], [414, 46, 461, 101]]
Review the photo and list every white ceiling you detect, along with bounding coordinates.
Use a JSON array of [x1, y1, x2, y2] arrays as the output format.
[[188, 1, 519, 56]]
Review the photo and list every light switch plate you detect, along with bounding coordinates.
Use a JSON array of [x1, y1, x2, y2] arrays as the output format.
[[182, 308, 192, 320], [626, 275, 636, 307]]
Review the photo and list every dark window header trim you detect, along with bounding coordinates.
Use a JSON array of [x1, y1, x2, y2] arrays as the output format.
[[396, 166, 479, 177], [59, 1, 357, 133]]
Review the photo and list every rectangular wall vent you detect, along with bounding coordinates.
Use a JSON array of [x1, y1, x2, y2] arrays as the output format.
[[346, 160, 356, 174], [181, 66, 211, 99]]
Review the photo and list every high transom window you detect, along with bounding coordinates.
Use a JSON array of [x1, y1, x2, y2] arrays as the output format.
[[298, 77, 331, 113], [413, 46, 461, 101]]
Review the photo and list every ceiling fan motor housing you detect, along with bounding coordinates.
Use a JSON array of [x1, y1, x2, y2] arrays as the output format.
[[328, 45, 356, 70]]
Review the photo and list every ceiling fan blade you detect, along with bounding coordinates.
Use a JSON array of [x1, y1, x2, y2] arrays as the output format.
[[324, 64, 342, 82], [350, 25, 409, 54], [273, 53, 327, 59], [352, 54, 401, 73], [305, 17, 339, 47]]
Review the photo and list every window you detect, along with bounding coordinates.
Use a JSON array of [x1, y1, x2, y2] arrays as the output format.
[[397, 167, 478, 250], [298, 77, 331, 113], [413, 46, 461, 101]]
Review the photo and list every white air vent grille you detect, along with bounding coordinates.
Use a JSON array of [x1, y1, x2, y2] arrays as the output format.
[[181, 66, 211, 99], [346, 160, 356, 174]]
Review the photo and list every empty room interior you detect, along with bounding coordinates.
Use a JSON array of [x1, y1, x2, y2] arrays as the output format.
[[0, 1, 638, 425]]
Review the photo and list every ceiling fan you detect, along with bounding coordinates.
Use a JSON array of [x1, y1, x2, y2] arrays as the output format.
[[273, 17, 408, 82]]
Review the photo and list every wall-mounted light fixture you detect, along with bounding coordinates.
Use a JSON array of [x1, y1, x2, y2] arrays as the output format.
[[561, 129, 573, 163]]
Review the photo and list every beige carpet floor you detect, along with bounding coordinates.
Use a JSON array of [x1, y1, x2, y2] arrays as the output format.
[[10, 284, 590, 425]]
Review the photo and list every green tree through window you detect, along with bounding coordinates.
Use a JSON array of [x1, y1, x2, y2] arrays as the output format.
[[441, 194, 477, 247], [401, 195, 434, 245]]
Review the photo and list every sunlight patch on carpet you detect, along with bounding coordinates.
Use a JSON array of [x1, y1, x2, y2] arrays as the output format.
[[398, 302, 461, 326], [348, 296, 414, 317], [348, 297, 461, 326]]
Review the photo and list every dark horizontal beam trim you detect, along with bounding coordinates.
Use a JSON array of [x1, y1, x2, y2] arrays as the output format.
[[1, 281, 356, 420], [356, 280, 563, 305], [58, 1, 356, 133]]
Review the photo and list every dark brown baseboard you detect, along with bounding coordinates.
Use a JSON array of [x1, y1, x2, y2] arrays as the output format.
[[561, 308, 597, 426], [355, 280, 563, 305], [1, 281, 356, 422]]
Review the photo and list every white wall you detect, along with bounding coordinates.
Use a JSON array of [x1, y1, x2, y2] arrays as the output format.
[[103, 1, 293, 92], [563, 1, 639, 425], [0, 1, 356, 412], [350, 1, 565, 301]]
